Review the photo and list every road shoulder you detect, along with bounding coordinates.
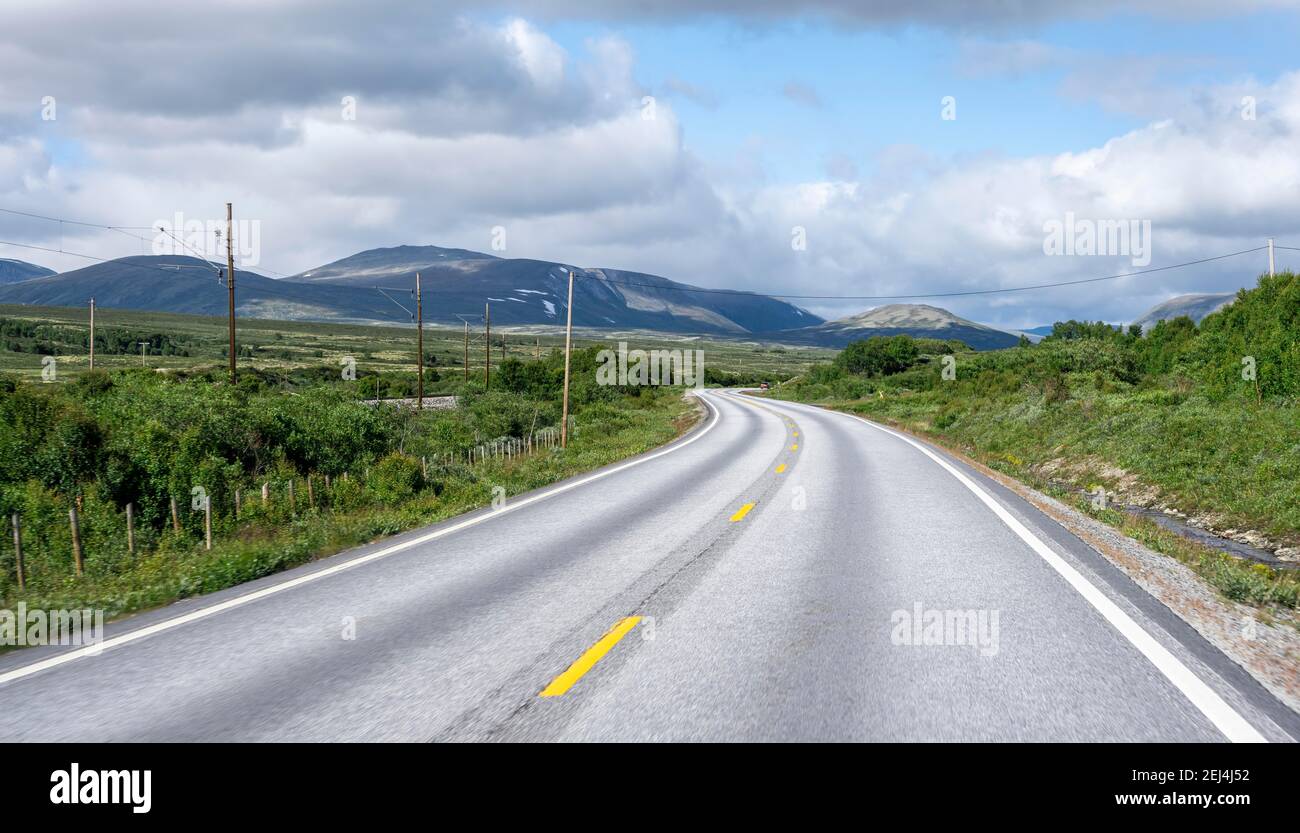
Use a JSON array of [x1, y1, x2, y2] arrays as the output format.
[[846, 406, 1300, 732]]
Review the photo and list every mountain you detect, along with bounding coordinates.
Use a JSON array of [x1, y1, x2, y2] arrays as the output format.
[[285, 245, 820, 334], [1130, 293, 1235, 332], [0, 258, 56, 285], [0, 247, 822, 336], [294, 244, 497, 282], [1003, 326, 1050, 344], [765, 303, 1022, 350], [0, 255, 410, 323]]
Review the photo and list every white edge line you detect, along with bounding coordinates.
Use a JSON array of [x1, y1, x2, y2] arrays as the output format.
[[749, 394, 1266, 744], [0, 393, 722, 687]]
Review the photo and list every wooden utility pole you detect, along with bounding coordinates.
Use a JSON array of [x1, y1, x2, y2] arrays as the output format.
[[226, 202, 236, 383], [88, 297, 95, 370], [561, 270, 574, 448], [415, 271, 424, 410], [484, 302, 491, 390], [463, 320, 469, 382]]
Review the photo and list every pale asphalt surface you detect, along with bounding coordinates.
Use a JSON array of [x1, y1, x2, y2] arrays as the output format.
[[0, 389, 1295, 742]]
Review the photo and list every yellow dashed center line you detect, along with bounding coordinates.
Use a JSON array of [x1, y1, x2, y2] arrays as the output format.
[[775, 464, 786, 474], [539, 616, 642, 697], [791, 443, 798, 451], [729, 502, 756, 522]]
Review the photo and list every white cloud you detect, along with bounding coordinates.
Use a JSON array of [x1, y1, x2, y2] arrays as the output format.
[[2, 5, 1298, 334], [504, 18, 567, 89]]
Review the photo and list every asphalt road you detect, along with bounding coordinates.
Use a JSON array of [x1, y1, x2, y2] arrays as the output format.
[[0, 389, 1294, 742]]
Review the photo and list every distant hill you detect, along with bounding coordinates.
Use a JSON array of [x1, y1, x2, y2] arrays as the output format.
[[999, 326, 1049, 343], [0, 258, 56, 286], [0, 256, 407, 322], [294, 244, 498, 283], [286, 245, 821, 334], [1131, 293, 1235, 332], [0, 247, 822, 336], [765, 303, 1021, 350]]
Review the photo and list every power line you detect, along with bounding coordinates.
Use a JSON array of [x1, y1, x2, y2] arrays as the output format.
[[0, 204, 279, 275], [375, 286, 414, 319], [0, 206, 153, 245], [0, 212, 1280, 302], [569, 247, 1270, 301], [0, 235, 419, 318], [154, 227, 223, 276], [0, 238, 218, 277]]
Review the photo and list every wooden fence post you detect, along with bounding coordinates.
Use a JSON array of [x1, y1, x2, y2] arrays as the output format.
[[126, 502, 136, 555], [69, 507, 84, 576], [11, 512, 23, 590], [261, 482, 269, 505], [204, 497, 212, 551], [234, 488, 242, 519], [170, 497, 181, 532], [306, 475, 315, 507]]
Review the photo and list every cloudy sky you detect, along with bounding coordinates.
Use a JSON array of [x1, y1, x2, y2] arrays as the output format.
[[1, 0, 1299, 328]]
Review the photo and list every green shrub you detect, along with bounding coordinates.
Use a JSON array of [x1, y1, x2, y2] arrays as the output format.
[[835, 335, 920, 377], [366, 453, 424, 504]]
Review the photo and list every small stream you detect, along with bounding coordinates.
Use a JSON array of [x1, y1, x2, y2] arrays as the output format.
[[1054, 483, 1296, 570]]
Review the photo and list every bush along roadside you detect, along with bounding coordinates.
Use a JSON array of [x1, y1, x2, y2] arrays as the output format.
[[767, 271, 1300, 616], [0, 348, 697, 622], [940, 422, 1296, 612]]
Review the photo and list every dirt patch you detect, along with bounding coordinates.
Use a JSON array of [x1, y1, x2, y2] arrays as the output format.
[[674, 392, 708, 436]]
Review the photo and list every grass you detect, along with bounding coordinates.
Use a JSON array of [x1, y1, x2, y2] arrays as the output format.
[[0, 303, 832, 382], [0, 299, 821, 631], [1049, 474, 1300, 612], [774, 387, 1300, 613], [1, 388, 696, 624], [826, 386, 1300, 545]]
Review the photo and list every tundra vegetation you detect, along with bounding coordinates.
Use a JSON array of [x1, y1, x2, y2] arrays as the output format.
[[771, 272, 1300, 612], [0, 345, 696, 620]]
